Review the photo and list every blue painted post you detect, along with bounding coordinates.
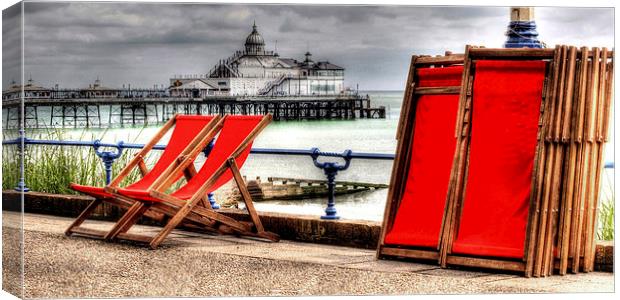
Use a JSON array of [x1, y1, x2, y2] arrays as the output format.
[[93, 140, 124, 184], [310, 148, 353, 220], [504, 7, 543, 49], [202, 139, 220, 209], [14, 130, 30, 192]]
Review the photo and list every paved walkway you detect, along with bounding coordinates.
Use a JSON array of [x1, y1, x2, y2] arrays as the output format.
[[2, 212, 614, 298]]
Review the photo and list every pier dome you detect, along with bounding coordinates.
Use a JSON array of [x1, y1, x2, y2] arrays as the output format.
[[245, 22, 265, 55]]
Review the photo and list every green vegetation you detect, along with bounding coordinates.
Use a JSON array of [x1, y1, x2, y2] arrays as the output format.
[[2, 130, 145, 194], [596, 170, 614, 241], [597, 197, 614, 241]]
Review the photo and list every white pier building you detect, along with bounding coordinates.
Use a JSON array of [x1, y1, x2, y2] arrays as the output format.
[[169, 22, 345, 97]]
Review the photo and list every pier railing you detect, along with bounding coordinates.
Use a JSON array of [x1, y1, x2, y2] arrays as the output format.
[[3, 137, 397, 219]]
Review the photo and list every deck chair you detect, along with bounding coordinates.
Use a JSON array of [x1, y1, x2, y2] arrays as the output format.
[[66, 114, 224, 239], [439, 47, 555, 277], [377, 53, 465, 262], [551, 46, 613, 276], [103, 114, 278, 249]]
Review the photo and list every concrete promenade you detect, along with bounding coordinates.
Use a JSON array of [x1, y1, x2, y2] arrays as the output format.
[[2, 212, 614, 298]]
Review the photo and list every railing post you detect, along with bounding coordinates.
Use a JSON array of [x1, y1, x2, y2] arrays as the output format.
[[14, 130, 30, 192], [93, 140, 124, 184], [310, 148, 352, 220], [202, 139, 220, 209]]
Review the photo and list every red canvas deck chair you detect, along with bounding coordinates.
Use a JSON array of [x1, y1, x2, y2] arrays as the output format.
[[439, 47, 556, 277], [103, 114, 278, 249], [66, 114, 224, 239], [377, 53, 464, 262]]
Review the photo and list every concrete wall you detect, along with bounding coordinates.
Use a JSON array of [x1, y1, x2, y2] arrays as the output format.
[[2, 190, 613, 272]]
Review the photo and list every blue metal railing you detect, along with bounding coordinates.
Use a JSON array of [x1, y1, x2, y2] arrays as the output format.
[[2, 137, 395, 219], [3, 137, 615, 219]]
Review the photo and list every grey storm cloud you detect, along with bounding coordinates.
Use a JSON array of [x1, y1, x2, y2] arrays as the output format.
[[2, 2, 614, 91]]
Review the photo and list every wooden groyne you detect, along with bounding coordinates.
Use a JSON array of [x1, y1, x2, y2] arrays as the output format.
[[234, 176, 388, 202], [1, 94, 386, 129]]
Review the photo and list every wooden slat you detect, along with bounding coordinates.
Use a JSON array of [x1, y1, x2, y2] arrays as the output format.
[[137, 156, 149, 177], [446, 255, 526, 272], [414, 54, 465, 65], [151, 115, 224, 191], [469, 48, 610, 59], [574, 47, 590, 143], [544, 45, 562, 142], [150, 191, 250, 233], [440, 46, 474, 268], [70, 226, 107, 239], [380, 247, 440, 261], [533, 141, 555, 277], [595, 48, 609, 142], [109, 115, 177, 187], [229, 158, 265, 234], [414, 86, 461, 95], [64, 198, 103, 236], [104, 201, 148, 241], [525, 46, 560, 277], [560, 46, 578, 142], [469, 48, 555, 59], [116, 232, 153, 244], [601, 62, 613, 142], [394, 55, 419, 140]]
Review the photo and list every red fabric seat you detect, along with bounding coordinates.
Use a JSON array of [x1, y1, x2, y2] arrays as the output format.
[[384, 66, 462, 248], [451, 60, 546, 259], [70, 115, 215, 199], [70, 183, 110, 199], [116, 115, 262, 202]]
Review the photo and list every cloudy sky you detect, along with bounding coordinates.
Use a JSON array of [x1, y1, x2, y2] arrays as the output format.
[[2, 2, 614, 90]]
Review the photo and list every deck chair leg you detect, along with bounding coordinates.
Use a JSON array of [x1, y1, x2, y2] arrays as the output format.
[[149, 197, 201, 249], [114, 202, 152, 236], [228, 158, 279, 242], [65, 198, 104, 236], [104, 201, 147, 241]]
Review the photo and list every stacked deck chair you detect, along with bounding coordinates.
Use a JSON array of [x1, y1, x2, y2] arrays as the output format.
[[439, 47, 556, 276], [66, 114, 223, 239], [439, 46, 613, 277], [377, 52, 465, 262], [537, 46, 614, 276], [104, 114, 278, 249]]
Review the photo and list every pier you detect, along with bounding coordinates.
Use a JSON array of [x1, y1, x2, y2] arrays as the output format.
[[2, 93, 386, 129]]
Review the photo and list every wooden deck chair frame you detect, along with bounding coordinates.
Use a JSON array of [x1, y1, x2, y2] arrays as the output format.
[[438, 47, 558, 277], [551, 46, 613, 276], [106, 114, 278, 249], [377, 51, 466, 262], [65, 114, 225, 241]]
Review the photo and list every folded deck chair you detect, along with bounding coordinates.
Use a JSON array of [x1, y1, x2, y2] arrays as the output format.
[[377, 53, 464, 262], [439, 48, 554, 276], [103, 114, 278, 249], [66, 114, 223, 239]]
